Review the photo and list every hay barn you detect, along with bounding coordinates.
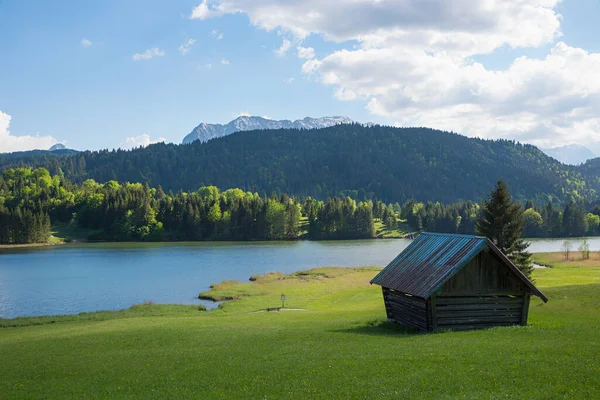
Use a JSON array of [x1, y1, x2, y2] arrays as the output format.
[[370, 233, 548, 332]]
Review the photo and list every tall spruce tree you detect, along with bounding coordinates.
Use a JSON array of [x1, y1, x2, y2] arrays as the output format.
[[476, 179, 533, 278]]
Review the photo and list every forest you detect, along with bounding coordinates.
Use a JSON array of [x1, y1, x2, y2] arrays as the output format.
[[1, 167, 599, 245], [1, 124, 598, 205], [0, 168, 375, 244]]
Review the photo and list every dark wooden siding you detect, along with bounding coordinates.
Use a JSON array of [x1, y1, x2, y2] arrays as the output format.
[[382, 288, 430, 331], [433, 251, 529, 330], [438, 251, 526, 296], [434, 294, 525, 330]]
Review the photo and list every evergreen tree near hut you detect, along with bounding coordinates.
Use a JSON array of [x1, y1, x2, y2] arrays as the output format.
[[476, 179, 533, 278]]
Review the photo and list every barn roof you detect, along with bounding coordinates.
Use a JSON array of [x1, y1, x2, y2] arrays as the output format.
[[370, 232, 547, 302]]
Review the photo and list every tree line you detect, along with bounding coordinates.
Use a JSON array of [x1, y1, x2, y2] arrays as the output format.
[[0, 168, 377, 244], [399, 197, 600, 238], [2, 167, 600, 247]]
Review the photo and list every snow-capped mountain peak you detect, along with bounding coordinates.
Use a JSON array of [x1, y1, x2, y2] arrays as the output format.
[[182, 116, 354, 144]]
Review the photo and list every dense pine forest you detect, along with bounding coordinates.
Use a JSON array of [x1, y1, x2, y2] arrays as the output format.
[[1, 167, 600, 245], [1, 124, 598, 204]]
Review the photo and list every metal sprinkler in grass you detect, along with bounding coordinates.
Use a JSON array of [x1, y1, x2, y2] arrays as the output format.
[[281, 293, 285, 309]]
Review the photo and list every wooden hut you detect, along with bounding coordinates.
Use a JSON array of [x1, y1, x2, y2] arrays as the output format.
[[370, 233, 548, 332]]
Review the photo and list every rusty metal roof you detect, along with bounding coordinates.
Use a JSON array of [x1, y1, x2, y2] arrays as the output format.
[[370, 232, 548, 302]]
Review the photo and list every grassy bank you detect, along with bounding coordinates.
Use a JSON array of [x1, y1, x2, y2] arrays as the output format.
[[1, 257, 599, 398], [0, 241, 61, 249], [0, 221, 100, 249], [374, 220, 414, 238], [533, 251, 600, 268]]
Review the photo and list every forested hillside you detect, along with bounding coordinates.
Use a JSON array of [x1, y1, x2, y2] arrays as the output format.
[[0, 148, 78, 165], [0, 125, 597, 204]]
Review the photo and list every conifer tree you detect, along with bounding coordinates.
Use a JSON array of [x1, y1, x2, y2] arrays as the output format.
[[476, 179, 533, 278]]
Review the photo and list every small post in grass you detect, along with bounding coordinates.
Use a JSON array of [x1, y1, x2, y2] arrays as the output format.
[[281, 293, 285, 309]]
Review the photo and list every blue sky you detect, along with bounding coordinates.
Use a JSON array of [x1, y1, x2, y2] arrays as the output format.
[[1, 0, 599, 152]]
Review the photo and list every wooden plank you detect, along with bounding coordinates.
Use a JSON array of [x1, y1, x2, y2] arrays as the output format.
[[387, 301, 426, 314], [520, 293, 530, 326], [387, 297, 428, 316], [387, 299, 427, 314], [435, 303, 522, 312], [436, 310, 521, 319], [437, 316, 521, 324], [437, 308, 522, 316], [436, 296, 523, 305], [437, 292, 525, 297], [387, 293, 427, 309], [389, 290, 427, 304], [389, 305, 427, 325], [388, 304, 426, 318]]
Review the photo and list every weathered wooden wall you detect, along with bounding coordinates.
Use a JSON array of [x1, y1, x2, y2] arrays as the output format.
[[382, 288, 430, 331], [432, 251, 529, 330], [433, 294, 527, 331], [438, 251, 526, 296]]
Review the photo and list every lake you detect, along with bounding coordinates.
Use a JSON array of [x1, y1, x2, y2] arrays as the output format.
[[0, 237, 595, 319]]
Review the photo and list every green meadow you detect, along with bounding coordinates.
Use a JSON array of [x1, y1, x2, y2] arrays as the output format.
[[1, 255, 599, 399]]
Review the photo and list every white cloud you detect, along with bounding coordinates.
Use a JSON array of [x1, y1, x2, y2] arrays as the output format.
[[0, 111, 59, 153], [81, 38, 93, 48], [205, 63, 213, 70], [274, 38, 291, 56], [237, 112, 251, 117], [296, 45, 315, 59], [210, 29, 224, 40], [190, 1, 227, 20], [189, 0, 561, 46], [178, 39, 196, 55], [190, 0, 600, 148], [221, 58, 230, 65], [119, 134, 165, 150], [132, 48, 165, 61], [284, 77, 295, 84]]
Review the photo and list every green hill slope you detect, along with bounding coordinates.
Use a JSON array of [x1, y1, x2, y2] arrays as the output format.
[[0, 125, 596, 203]]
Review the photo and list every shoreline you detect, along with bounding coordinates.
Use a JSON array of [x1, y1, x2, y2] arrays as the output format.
[[1, 251, 594, 321], [2, 234, 600, 250], [1, 234, 598, 250], [0, 236, 410, 250], [0, 242, 65, 250], [0, 267, 379, 325]]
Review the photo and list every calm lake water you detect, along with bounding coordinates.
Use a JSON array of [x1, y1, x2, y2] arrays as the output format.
[[0, 237, 594, 318]]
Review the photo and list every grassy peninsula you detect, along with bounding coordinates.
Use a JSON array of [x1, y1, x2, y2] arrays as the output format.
[[0, 255, 599, 398]]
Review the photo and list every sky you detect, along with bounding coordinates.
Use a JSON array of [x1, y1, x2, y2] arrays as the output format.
[[1, 0, 600, 153]]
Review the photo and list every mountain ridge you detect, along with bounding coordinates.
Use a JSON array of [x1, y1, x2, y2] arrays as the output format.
[[182, 116, 354, 144]]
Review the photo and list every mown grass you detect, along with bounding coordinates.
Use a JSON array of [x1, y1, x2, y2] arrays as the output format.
[[374, 219, 414, 238], [0, 304, 205, 328], [0, 257, 598, 399]]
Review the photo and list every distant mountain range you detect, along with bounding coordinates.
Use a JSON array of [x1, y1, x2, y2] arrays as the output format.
[[182, 116, 354, 144], [541, 144, 596, 165]]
